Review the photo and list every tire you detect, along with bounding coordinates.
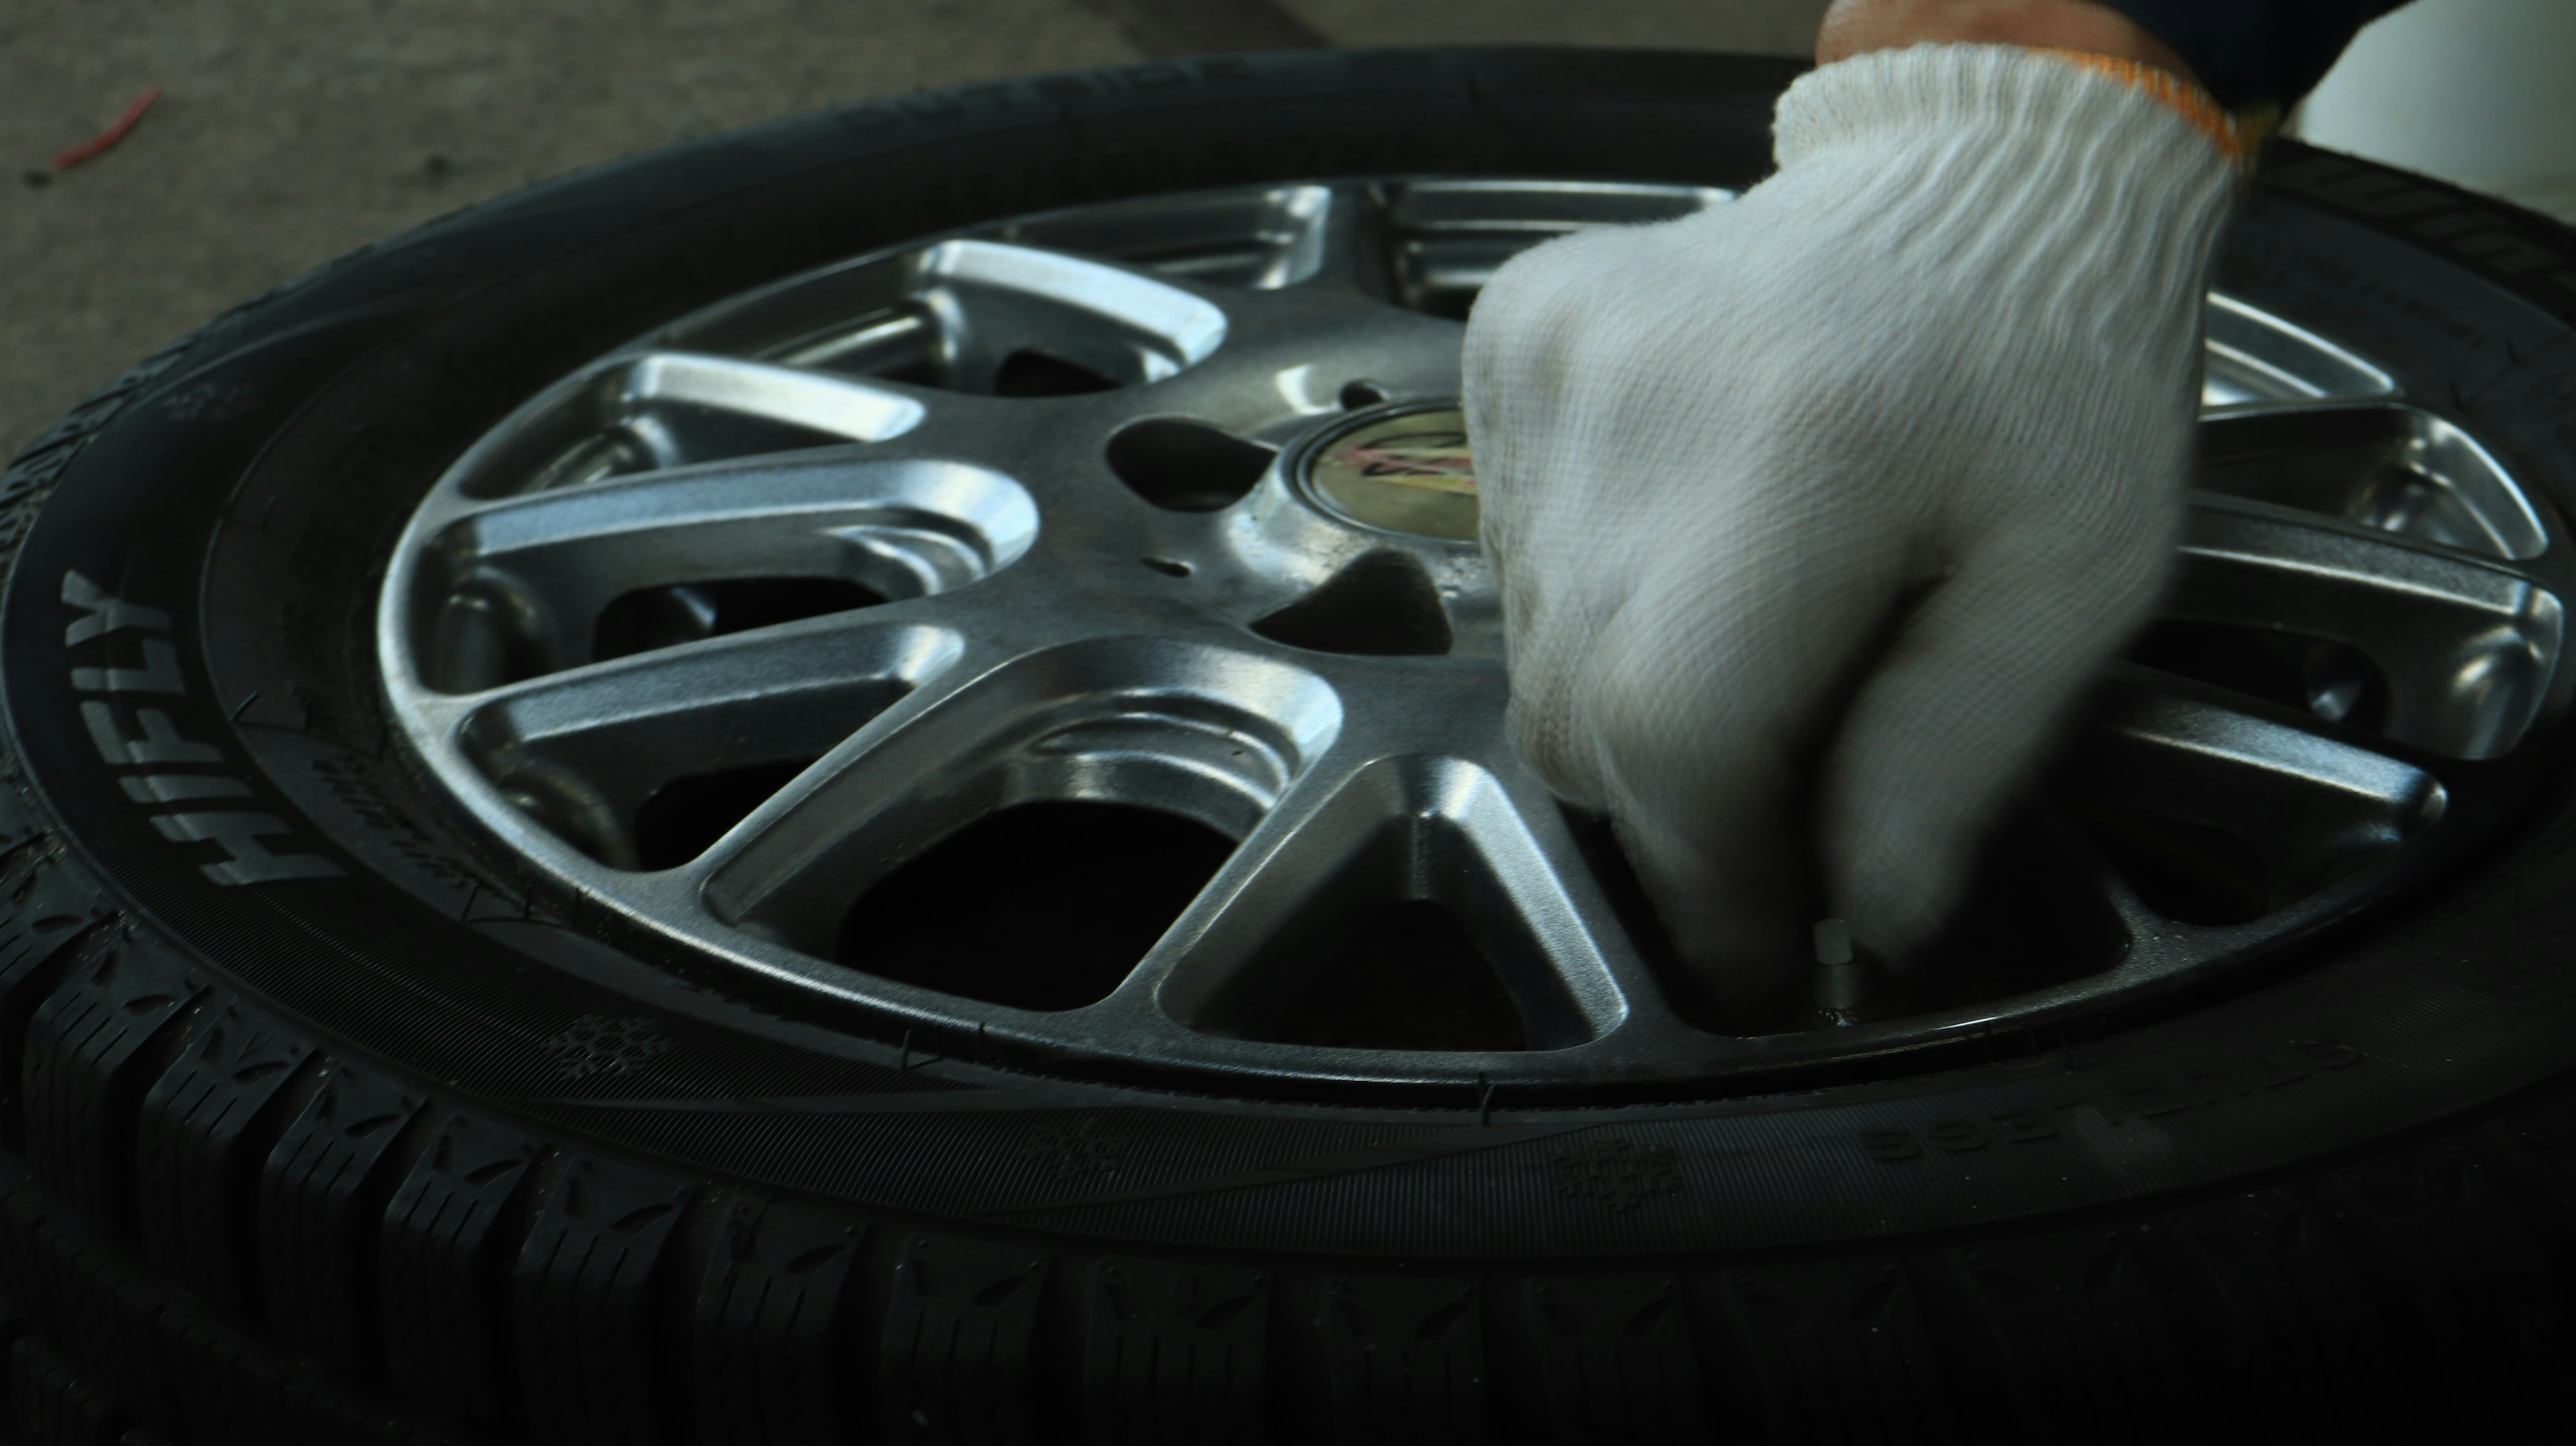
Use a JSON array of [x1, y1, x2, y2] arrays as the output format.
[[4, 45, 2576, 1445]]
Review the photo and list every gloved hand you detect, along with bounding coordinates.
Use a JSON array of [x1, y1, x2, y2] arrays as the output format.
[[1462, 44, 2239, 1004]]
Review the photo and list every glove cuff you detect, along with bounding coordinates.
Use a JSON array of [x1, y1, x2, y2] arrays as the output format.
[[2029, 48, 2273, 172], [1776, 42, 2248, 178], [1764, 44, 2237, 346]]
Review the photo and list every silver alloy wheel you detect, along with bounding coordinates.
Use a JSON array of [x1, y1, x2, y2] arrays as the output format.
[[376, 179, 2572, 1095]]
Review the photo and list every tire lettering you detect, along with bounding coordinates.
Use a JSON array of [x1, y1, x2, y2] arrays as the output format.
[[1990, 1109, 2058, 1144], [121, 774, 252, 803], [72, 635, 183, 693], [150, 811, 345, 885], [61, 568, 170, 643], [2120, 1082, 2194, 1117], [81, 702, 222, 765], [1860, 1129, 1921, 1162], [1860, 1040, 2367, 1162], [2185, 1069, 2251, 1103], [2244, 1052, 2311, 1089], [63, 568, 341, 886]]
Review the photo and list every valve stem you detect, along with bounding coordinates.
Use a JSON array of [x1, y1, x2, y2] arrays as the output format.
[[1813, 917, 1868, 1026]]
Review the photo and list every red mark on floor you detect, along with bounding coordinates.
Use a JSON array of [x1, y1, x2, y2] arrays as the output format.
[[54, 87, 162, 172]]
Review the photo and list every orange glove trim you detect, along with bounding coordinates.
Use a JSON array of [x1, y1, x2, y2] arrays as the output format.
[[2033, 48, 2273, 171]]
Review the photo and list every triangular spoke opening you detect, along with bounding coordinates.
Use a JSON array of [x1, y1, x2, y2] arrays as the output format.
[[835, 801, 1239, 1014], [1191, 808, 1597, 1052]]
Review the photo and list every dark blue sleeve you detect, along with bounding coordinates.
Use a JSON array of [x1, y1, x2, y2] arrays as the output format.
[[2091, 1, 2412, 109]]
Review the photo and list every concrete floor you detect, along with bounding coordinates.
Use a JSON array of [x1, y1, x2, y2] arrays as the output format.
[[0, 0, 1829, 459]]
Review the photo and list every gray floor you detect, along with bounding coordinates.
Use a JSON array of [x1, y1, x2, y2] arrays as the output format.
[[0, 0, 1829, 458]]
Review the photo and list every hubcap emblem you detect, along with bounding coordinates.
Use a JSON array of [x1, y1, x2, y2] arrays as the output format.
[[1305, 407, 1480, 542]]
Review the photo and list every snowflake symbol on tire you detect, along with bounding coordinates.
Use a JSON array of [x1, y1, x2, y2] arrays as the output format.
[[158, 380, 258, 423], [1550, 1137, 1684, 1213], [1024, 1115, 1128, 1183], [541, 1013, 676, 1082]]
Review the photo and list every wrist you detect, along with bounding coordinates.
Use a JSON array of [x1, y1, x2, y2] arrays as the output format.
[[1770, 46, 2241, 254], [1813, 1, 2265, 170], [1817, 0, 2196, 86]]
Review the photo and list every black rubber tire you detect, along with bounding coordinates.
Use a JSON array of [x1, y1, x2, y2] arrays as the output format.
[[5, 45, 2576, 1444]]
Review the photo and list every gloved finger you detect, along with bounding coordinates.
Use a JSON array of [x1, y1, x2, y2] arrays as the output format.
[[1462, 224, 1703, 577], [1819, 517, 2177, 959], [1576, 529, 1915, 1001]]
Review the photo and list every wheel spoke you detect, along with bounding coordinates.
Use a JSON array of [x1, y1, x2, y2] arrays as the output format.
[[1002, 184, 1338, 291], [2024, 798, 2165, 942], [400, 616, 963, 871], [1117, 741, 1659, 1053], [654, 237, 1235, 397], [1120, 292, 1470, 438], [1371, 179, 1731, 317], [2194, 403, 2544, 560], [612, 351, 931, 441], [408, 454, 1038, 683], [435, 451, 1034, 579], [2201, 294, 2398, 410], [696, 637, 1344, 950], [910, 240, 1232, 393], [2057, 665, 2449, 908], [2165, 492, 2562, 759], [1287, 184, 1401, 302], [445, 614, 961, 741], [437, 352, 936, 508]]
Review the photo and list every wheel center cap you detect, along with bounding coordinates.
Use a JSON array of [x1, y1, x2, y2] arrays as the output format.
[[1304, 406, 1481, 542]]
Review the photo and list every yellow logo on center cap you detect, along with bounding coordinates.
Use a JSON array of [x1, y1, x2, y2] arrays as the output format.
[[1307, 408, 1480, 542]]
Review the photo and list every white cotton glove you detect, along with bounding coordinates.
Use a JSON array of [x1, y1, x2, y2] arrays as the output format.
[[1463, 44, 2238, 1003]]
